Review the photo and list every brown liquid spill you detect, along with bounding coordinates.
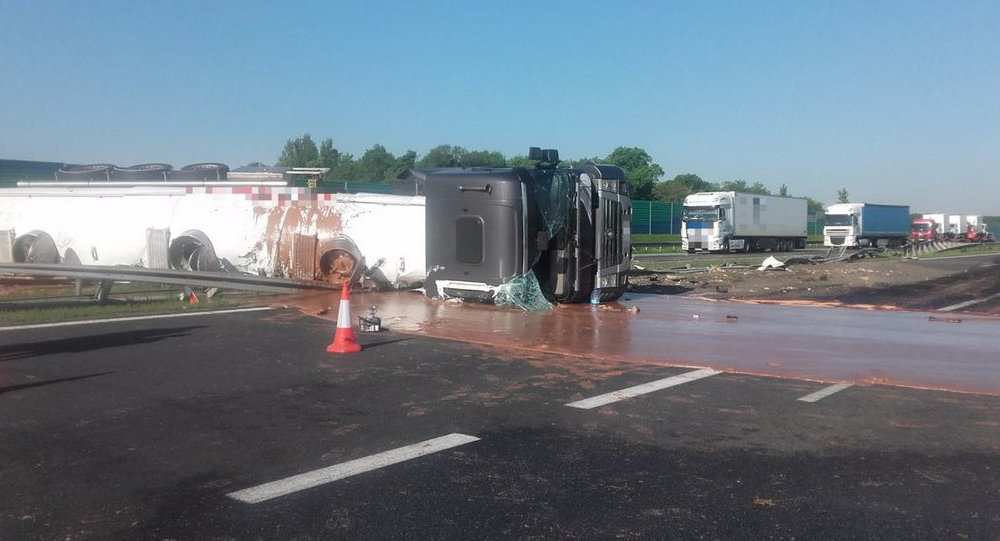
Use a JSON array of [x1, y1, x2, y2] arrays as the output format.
[[278, 290, 1000, 396], [258, 205, 345, 280]]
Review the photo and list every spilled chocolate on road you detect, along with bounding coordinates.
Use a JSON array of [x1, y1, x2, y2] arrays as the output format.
[[280, 290, 1000, 396]]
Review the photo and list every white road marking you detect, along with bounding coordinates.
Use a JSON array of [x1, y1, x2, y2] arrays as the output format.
[[797, 383, 853, 403], [566, 368, 722, 410], [938, 291, 1000, 312], [227, 433, 481, 504], [0, 307, 272, 331]]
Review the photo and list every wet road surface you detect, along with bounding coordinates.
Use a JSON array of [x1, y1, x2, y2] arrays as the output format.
[[3, 308, 999, 538], [285, 289, 1000, 395]]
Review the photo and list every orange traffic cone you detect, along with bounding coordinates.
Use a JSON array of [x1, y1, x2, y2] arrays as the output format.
[[327, 286, 362, 353]]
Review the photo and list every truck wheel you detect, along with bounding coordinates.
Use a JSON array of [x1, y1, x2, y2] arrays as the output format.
[[319, 250, 357, 286], [317, 236, 364, 288], [13, 231, 60, 264], [168, 230, 221, 272]]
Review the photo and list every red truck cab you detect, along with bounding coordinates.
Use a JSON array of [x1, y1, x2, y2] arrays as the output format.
[[910, 218, 937, 242]]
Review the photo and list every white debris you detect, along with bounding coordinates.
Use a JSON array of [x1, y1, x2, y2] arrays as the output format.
[[758, 256, 786, 271]]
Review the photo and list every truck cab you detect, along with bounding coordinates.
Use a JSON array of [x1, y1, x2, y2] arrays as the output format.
[[682, 192, 735, 252], [823, 203, 863, 247], [910, 218, 937, 242], [416, 148, 632, 305], [824, 202, 910, 248]]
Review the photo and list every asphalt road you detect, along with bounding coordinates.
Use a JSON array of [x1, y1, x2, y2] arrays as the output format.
[[2, 308, 998, 539]]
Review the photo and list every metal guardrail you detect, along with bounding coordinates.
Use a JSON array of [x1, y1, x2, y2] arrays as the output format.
[[633, 241, 826, 250], [0, 263, 338, 294], [633, 242, 681, 248]]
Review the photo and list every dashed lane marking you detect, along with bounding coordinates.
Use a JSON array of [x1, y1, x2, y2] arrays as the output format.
[[227, 433, 481, 504], [797, 383, 853, 403], [0, 307, 272, 331], [566, 368, 722, 410]]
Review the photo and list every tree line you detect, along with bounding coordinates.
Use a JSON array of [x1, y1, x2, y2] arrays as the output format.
[[273, 133, 837, 211], [654, 173, 829, 214]]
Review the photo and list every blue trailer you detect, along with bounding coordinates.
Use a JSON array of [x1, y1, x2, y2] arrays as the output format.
[[823, 203, 911, 248]]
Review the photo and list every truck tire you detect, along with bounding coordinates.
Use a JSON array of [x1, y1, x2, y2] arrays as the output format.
[[115, 163, 173, 181], [55, 164, 115, 181], [170, 163, 230, 181], [168, 230, 221, 272], [317, 236, 364, 288], [13, 231, 60, 264]]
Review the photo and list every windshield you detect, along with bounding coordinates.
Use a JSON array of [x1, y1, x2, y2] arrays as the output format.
[[683, 206, 720, 221], [825, 214, 853, 226], [912, 223, 932, 232], [527, 168, 571, 238]]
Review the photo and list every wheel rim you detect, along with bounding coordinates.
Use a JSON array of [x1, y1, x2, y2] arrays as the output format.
[[319, 249, 358, 286]]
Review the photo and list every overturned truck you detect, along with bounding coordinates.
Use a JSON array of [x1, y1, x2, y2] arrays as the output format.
[[0, 148, 632, 305]]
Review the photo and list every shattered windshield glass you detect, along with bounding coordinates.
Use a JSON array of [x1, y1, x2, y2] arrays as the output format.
[[530, 169, 570, 239], [494, 272, 553, 311], [498, 168, 573, 311]]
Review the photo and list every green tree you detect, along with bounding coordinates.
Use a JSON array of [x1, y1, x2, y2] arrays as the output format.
[[506, 154, 536, 167], [391, 150, 418, 179], [652, 173, 714, 202], [805, 197, 824, 215], [329, 153, 356, 180], [356, 144, 396, 181], [837, 188, 849, 203], [277, 134, 320, 167], [719, 179, 771, 195], [418, 144, 465, 168], [565, 156, 602, 168], [602, 146, 664, 200], [461, 150, 506, 167], [317, 138, 340, 170], [779, 183, 788, 197]]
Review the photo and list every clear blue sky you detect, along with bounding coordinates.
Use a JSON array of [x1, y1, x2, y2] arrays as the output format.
[[1, 1, 997, 213]]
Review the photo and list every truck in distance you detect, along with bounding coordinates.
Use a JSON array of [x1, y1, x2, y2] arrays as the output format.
[[910, 213, 995, 244], [823, 203, 910, 248], [910, 216, 942, 242], [681, 191, 807, 253]]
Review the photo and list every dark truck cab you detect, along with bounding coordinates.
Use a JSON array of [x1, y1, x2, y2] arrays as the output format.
[[403, 148, 631, 305]]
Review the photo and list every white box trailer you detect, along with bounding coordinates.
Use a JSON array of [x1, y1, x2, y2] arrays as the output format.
[[682, 191, 807, 253], [925, 214, 979, 236]]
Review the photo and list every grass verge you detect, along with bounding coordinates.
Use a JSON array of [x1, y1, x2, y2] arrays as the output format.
[[0, 284, 273, 327]]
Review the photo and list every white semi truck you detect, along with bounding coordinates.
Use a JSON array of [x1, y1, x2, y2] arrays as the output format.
[[823, 203, 910, 248], [681, 191, 807, 253], [0, 148, 633, 304]]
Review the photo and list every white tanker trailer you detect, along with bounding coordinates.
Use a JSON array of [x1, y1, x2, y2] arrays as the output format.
[[0, 179, 425, 291]]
